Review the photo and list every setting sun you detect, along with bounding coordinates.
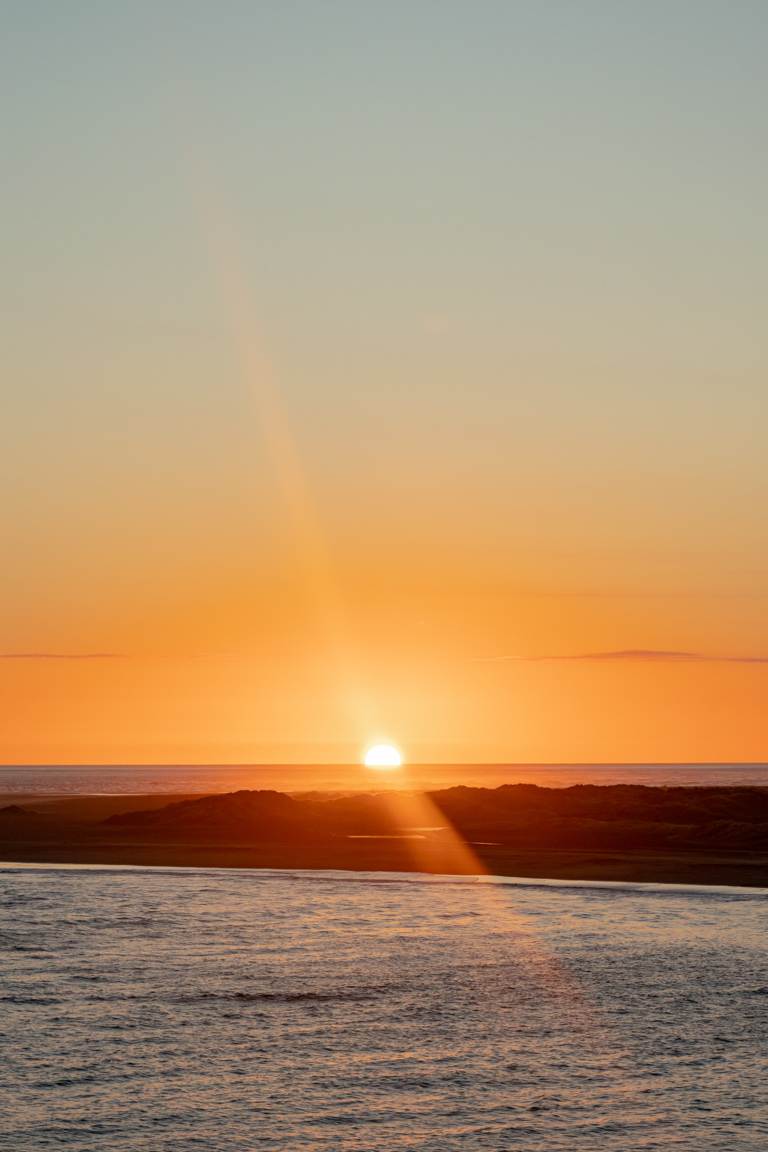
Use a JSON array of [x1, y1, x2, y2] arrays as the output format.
[[363, 743, 403, 770]]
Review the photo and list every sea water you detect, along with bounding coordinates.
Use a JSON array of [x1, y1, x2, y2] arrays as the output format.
[[1, 865, 767, 1150], [1, 762, 767, 794]]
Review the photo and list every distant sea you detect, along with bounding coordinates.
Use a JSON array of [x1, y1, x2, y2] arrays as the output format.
[[2, 864, 766, 1150], [0, 762, 767, 795]]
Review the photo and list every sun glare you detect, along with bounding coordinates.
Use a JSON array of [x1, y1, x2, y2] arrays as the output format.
[[363, 743, 403, 770]]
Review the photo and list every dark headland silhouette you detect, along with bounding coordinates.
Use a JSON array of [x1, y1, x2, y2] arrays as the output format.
[[2, 784, 768, 886]]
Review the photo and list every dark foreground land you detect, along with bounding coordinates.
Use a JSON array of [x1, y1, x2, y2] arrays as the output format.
[[2, 784, 768, 887]]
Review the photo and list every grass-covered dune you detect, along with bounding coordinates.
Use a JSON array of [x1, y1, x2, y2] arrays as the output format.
[[2, 784, 768, 886]]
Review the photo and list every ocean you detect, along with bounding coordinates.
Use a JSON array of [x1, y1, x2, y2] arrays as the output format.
[[1, 762, 768, 794], [1, 864, 767, 1150]]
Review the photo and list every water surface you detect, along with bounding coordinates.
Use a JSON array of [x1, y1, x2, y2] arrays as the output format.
[[2, 865, 767, 1149], [2, 761, 767, 794]]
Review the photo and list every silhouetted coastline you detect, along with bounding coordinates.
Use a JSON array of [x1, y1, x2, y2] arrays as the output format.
[[2, 784, 768, 887]]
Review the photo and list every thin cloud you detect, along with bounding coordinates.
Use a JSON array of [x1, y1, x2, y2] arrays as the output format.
[[0, 652, 125, 660], [473, 649, 768, 665], [577, 649, 768, 664]]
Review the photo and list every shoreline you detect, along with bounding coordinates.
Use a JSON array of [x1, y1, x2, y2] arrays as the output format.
[[2, 858, 765, 896], [2, 838, 767, 889]]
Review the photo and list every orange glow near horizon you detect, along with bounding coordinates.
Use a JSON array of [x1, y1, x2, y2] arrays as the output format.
[[3, 193, 767, 767], [1, 650, 767, 766], [3, 192, 767, 769]]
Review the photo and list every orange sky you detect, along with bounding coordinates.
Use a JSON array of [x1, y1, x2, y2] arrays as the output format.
[[2, 583, 766, 764], [2, 4, 767, 765]]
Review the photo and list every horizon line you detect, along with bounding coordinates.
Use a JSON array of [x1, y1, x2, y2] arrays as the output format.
[[2, 760, 767, 769]]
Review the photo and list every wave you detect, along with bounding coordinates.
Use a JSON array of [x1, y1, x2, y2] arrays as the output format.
[[0, 994, 61, 1005], [177, 986, 395, 1005]]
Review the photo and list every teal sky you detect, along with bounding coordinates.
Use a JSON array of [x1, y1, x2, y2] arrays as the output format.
[[4, 4, 766, 575]]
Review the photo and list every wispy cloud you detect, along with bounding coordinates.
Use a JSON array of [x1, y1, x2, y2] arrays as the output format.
[[0, 652, 125, 660], [473, 649, 768, 665]]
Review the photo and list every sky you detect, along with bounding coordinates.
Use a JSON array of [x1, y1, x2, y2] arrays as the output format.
[[1, 1, 766, 764]]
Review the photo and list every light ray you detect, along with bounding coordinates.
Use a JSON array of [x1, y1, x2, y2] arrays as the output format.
[[197, 192, 378, 747]]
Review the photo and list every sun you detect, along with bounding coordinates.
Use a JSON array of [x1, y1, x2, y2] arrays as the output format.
[[363, 743, 403, 770]]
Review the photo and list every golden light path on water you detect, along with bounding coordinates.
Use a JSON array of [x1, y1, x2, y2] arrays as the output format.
[[356, 753, 626, 1062], [205, 204, 627, 1074]]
